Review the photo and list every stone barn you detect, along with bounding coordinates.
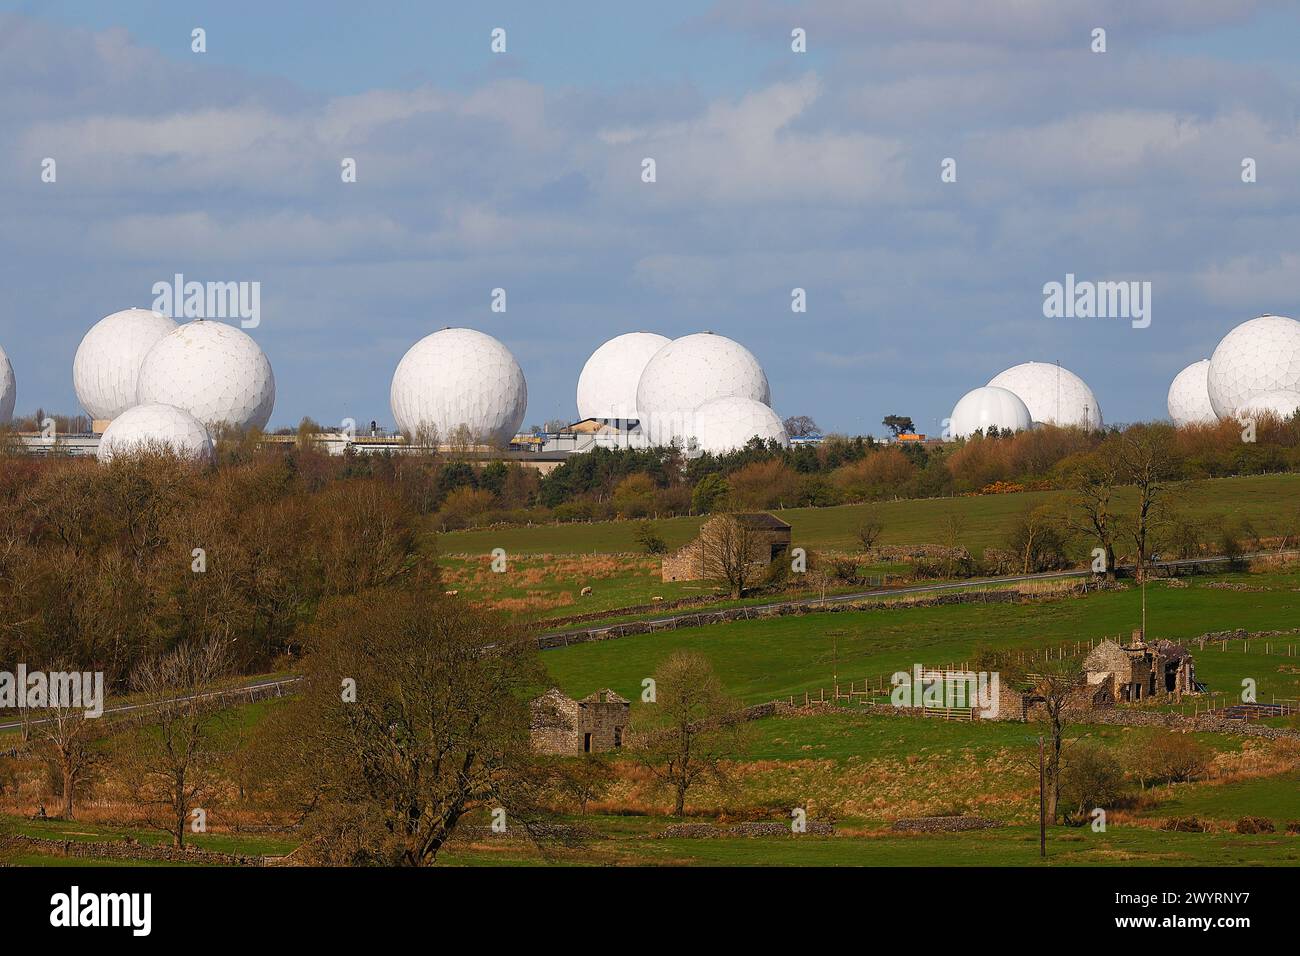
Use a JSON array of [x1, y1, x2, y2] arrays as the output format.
[[661, 512, 792, 582], [529, 688, 630, 754], [1082, 634, 1198, 703]]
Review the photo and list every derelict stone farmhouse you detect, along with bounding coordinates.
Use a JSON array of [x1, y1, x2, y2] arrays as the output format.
[[530, 688, 630, 754], [1082, 634, 1198, 703], [661, 512, 793, 582]]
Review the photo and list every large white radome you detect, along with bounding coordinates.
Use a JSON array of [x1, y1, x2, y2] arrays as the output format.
[[1206, 315, 1300, 419], [691, 396, 789, 455], [136, 320, 275, 430], [988, 362, 1102, 429], [1166, 360, 1217, 427], [0, 343, 14, 422], [576, 332, 670, 421], [96, 403, 213, 463], [73, 308, 179, 420], [1236, 389, 1300, 422], [390, 328, 527, 446], [636, 332, 771, 446], [947, 386, 1032, 439]]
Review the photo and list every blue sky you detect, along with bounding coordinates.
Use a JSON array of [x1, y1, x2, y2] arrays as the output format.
[[2, 0, 1299, 435]]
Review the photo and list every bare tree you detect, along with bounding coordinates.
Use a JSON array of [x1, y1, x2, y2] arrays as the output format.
[[699, 514, 761, 600], [630, 651, 745, 817], [855, 508, 885, 552], [783, 415, 820, 438], [256, 593, 550, 866], [1064, 451, 1120, 578], [1116, 428, 1177, 580], [1029, 655, 1082, 823], [34, 703, 100, 820], [122, 639, 231, 847]]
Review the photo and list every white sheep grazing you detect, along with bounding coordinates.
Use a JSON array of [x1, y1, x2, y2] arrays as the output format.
[[580, 586, 593, 596]]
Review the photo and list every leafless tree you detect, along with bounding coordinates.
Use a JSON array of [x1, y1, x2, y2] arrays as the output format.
[[855, 508, 885, 552], [1116, 427, 1177, 580], [256, 593, 550, 866], [1064, 451, 1120, 578], [699, 514, 761, 600], [34, 702, 100, 820], [629, 651, 746, 817], [122, 639, 231, 847]]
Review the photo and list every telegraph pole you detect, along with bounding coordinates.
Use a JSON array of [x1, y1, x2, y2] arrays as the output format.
[[1038, 734, 1046, 859]]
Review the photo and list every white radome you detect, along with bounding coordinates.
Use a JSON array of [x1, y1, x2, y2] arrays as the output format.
[[691, 396, 789, 455], [390, 328, 527, 446], [73, 308, 179, 420], [987, 362, 1102, 429], [636, 332, 771, 446], [1206, 315, 1300, 418], [96, 403, 213, 463], [576, 332, 670, 421], [0, 343, 14, 422], [1235, 389, 1300, 422], [136, 320, 275, 430], [1166, 359, 1217, 427], [946, 386, 1032, 439]]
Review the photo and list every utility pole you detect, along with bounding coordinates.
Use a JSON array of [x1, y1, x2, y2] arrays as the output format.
[[1038, 734, 1046, 859]]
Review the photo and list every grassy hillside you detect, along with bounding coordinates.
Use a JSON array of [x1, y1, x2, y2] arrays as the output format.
[[541, 568, 1300, 705], [438, 472, 1300, 557]]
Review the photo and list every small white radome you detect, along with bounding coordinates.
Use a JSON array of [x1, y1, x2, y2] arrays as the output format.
[[1166, 359, 1217, 427], [136, 320, 275, 431], [988, 361, 1102, 429], [390, 327, 528, 447], [576, 332, 670, 421], [96, 403, 213, 463], [73, 308, 178, 420], [690, 396, 789, 455], [946, 386, 1032, 439]]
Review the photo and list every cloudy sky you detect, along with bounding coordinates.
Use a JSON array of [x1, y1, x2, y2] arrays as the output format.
[[3, 0, 1300, 435]]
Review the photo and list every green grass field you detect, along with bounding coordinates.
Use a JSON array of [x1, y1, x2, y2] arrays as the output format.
[[540, 569, 1300, 706], [438, 472, 1300, 557]]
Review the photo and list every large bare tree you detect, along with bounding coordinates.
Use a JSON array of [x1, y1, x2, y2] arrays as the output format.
[[258, 592, 549, 866], [630, 651, 745, 817]]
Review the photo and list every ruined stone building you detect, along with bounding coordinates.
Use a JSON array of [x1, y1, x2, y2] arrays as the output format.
[[661, 512, 792, 582], [529, 688, 630, 754], [1082, 634, 1199, 703]]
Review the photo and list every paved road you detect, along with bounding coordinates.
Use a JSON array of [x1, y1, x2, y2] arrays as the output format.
[[534, 549, 1300, 643], [0, 676, 301, 733]]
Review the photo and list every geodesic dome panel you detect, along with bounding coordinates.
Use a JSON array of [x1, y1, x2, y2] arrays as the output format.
[[636, 332, 771, 446], [1166, 359, 1217, 427], [576, 331, 670, 421], [1206, 315, 1300, 419], [390, 327, 528, 447], [73, 308, 178, 420], [690, 396, 789, 454], [96, 402, 213, 463], [136, 320, 275, 431], [1235, 389, 1300, 422], [987, 361, 1102, 429], [0, 343, 14, 422], [947, 386, 1032, 439]]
